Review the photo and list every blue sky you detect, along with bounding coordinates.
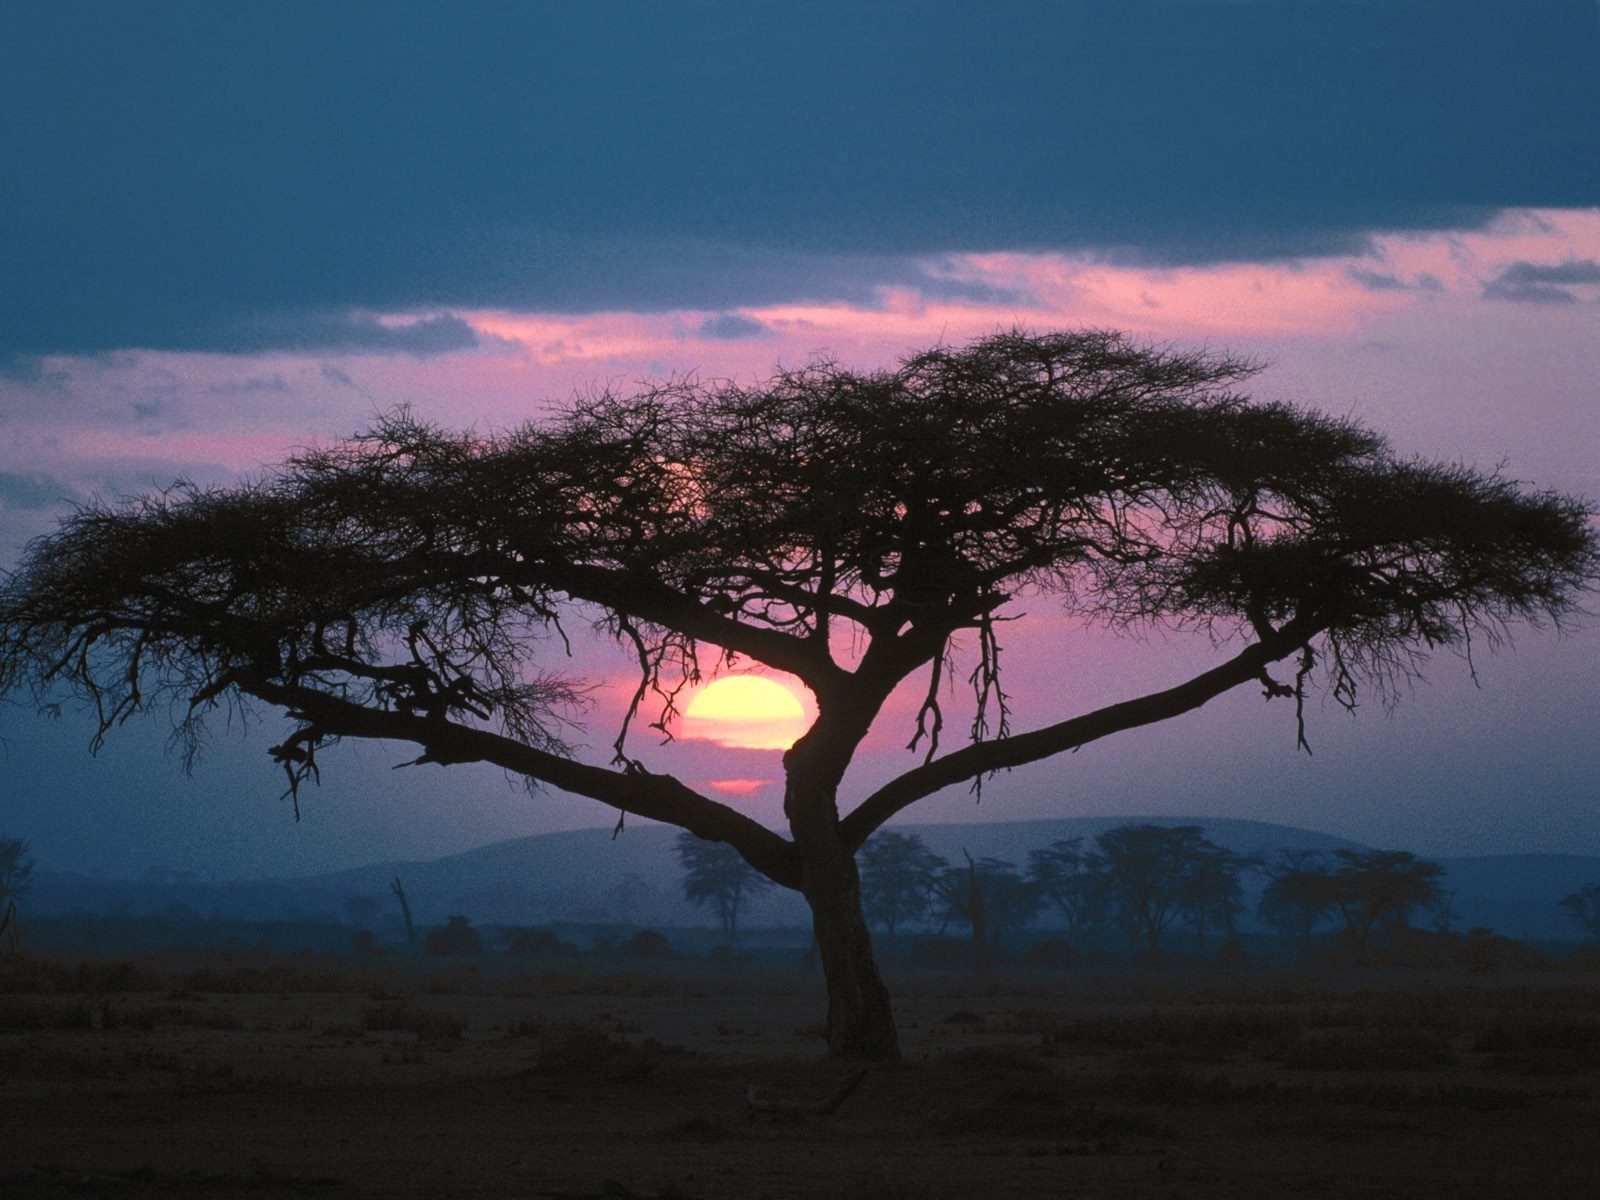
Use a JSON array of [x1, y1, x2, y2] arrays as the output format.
[[2, 1, 1598, 877]]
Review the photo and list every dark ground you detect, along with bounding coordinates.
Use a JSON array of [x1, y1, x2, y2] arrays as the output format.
[[3, 955, 1598, 1198]]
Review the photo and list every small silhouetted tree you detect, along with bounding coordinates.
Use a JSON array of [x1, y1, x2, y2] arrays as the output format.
[[1027, 838, 1109, 948], [343, 894, 382, 929], [1327, 849, 1444, 963], [4, 330, 1593, 1059], [1558, 885, 1600, 943], [1258, 850, 1337, 961], [506, 928, 580, 960], [606, 871, 662, 924], [1098, 824, 1221, 957], [389, 877, 418, 948], [1179, 845, 1252, 955], [0, 838, 32, 910], [617, 929, 677, 960], [676, 832, 774, 945], [425, 914, 482, 956], [935, 852, 1036, 971], [0, 838, 32, 951], [859, 831, 947, 940]]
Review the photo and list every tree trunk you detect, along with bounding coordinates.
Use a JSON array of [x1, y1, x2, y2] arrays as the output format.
[[964, 850, 988, 976], [803, 864, 899, 1060], [785, 763, 899, 1061]]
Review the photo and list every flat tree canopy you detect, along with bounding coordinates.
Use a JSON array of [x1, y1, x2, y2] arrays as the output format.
[[2, 330, 1594, 1058]]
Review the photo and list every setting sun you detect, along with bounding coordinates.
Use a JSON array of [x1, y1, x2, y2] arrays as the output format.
[[681, 674, 810, 751]]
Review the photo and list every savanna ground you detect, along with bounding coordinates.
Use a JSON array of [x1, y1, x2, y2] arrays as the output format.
[[3, 952, 1598, 1199]]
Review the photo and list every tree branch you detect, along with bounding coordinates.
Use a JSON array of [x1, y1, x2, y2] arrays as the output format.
[[535, 562, 851, 697], [839, 613, 1325, 852], [241, 677, 801, 888]]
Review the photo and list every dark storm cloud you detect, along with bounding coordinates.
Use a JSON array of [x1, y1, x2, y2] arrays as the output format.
[[1482, 258, 1600, 303], [2, 0, 1596, 358]]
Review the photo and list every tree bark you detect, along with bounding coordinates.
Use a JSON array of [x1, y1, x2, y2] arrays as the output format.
[[802, 854, 899, 1060], [784, 764, 899, 1061]]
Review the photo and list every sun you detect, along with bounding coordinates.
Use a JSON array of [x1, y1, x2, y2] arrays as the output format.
[[681, 674, 810, 751]]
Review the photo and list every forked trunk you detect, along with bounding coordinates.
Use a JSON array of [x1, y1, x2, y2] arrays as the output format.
[[785, 768, 899, 1061], [803, 863, 899, 1060]]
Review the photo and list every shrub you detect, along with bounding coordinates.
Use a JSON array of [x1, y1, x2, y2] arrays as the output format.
[[505, 928, 580, 960], [424, 916, 482, 958], [361, 1000, 465, 1040], [1023, 937, 1077, 969], [617, 929, 677, 961]]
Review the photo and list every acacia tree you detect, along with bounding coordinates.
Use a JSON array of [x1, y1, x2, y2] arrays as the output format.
[[1027, 838, 1109, 948], [1097, 824, 1220, 956], [859, 831, 946, 940], [0, 330, 1593, 1059], [934, 852, 1038, 965], [1558, 884, 1600, 943], [0, 838, 32, 908], [1326, 849, 1445, 963], [675, 831, 775, 945], [1258, 850, 1338, 961], [1178, 844, 1252, 955]]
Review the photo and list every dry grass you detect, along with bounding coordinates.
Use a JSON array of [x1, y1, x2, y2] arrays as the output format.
[[1, 954, 1597, 1198]]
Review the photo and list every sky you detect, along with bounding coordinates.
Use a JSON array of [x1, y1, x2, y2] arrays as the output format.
[[2, 0, 1598, 879]]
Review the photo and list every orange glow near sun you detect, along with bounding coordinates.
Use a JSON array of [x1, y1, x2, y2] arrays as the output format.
[[681, 674, 810, 751]]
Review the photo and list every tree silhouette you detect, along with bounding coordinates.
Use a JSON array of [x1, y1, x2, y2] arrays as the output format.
[[1258, 850, 1338, 962], [1, 330, 1594, 1059], [389, 877, 418, 949], [934, 852, 1037, 970], [1557, 884, 1600, 943], [1326, 849, 1444, 963], [1097, 824, 1220, 956], [425, 914, 482, 957], [1026, 838, 1109, 948], [675, 832, 774, 945], [859, 831, 947, 940], [0, 838, 32, 950], [1178, 844, 1252, 955], [0, 838, 32, 911]]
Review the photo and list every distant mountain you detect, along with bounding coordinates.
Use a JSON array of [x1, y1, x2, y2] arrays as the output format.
[[27, 817, 1600, 941]]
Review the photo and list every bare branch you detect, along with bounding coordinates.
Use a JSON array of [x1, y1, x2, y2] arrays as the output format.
[[840, 613, 1326, 852]]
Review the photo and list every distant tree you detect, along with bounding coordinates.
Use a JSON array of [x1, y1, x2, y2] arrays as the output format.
[[389, 876, 419, 948], [505, 927, 580, 960], [0, 838, 32, 951], [859, 832, 947, 939], [606, 871, 662, 925], [1258, 850, 1337, 961], [425, 914, 482, 957], [1026, 838, 1109, 947], [934, 852, 1037, 970], [0, 838, 33, 910], [617, 928, 678, 960], [343, 894, 383, 929], [4, 330, 1593, 1059], [676, 832, 775, 945], [1326, 849, 1444, 963], [1427, 889, 1460, 935], [1178, 845, 1252, 955], [1097, 825, 1221, 957], [1558, 885, 1600, 943]]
